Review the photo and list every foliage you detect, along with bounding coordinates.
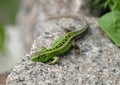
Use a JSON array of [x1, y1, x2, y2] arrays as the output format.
[[0, 0, 19, 53], [0, 24, 5, 52], [93, 0, 120, 11], [0, 0, 19, 24], [98, 0, 120, 46], [104, 0, 120, 11], [98, 11, 120, 46]]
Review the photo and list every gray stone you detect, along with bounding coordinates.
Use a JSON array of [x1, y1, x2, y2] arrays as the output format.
[[6, 16, 120, 85]]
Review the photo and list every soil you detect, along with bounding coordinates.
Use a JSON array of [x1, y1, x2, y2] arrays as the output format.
[[0, 72, 9, 85]]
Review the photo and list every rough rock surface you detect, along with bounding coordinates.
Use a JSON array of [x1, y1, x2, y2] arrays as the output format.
[[6, 16, 120, 85]]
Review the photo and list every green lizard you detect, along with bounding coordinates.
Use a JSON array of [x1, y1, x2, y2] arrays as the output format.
[[31, 15, 89, 64]]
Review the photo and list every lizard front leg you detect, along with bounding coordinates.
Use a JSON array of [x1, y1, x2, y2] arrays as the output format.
[[39, 46, 47, 51], [48, 56, 59, 65]]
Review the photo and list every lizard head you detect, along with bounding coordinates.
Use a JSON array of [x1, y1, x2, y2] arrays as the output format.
[[31, 52, 46, 62]]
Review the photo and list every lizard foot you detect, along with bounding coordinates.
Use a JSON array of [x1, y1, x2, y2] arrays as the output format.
[[48, 56, 59, 65]]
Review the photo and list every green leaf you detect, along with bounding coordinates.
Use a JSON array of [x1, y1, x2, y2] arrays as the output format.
[[98, 11, 120, 46], [0, 0, 19, 24], [0, 24, 5, 52], [111, 0, 120, 11]]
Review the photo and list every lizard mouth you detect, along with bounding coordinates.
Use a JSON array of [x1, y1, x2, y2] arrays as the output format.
[[31, 53, 41, 62]]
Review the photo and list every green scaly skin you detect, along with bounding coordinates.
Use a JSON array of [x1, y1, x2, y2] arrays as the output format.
[[31, 15, 88, 64]]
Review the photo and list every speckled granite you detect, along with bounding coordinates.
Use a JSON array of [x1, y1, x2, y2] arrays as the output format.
[[6, 16, 120, 85]]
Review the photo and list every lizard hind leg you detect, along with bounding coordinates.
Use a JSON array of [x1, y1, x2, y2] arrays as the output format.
[[72, 39, 80, 54], [64, 27, 75, 33], [48, 56, 59, 65]]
